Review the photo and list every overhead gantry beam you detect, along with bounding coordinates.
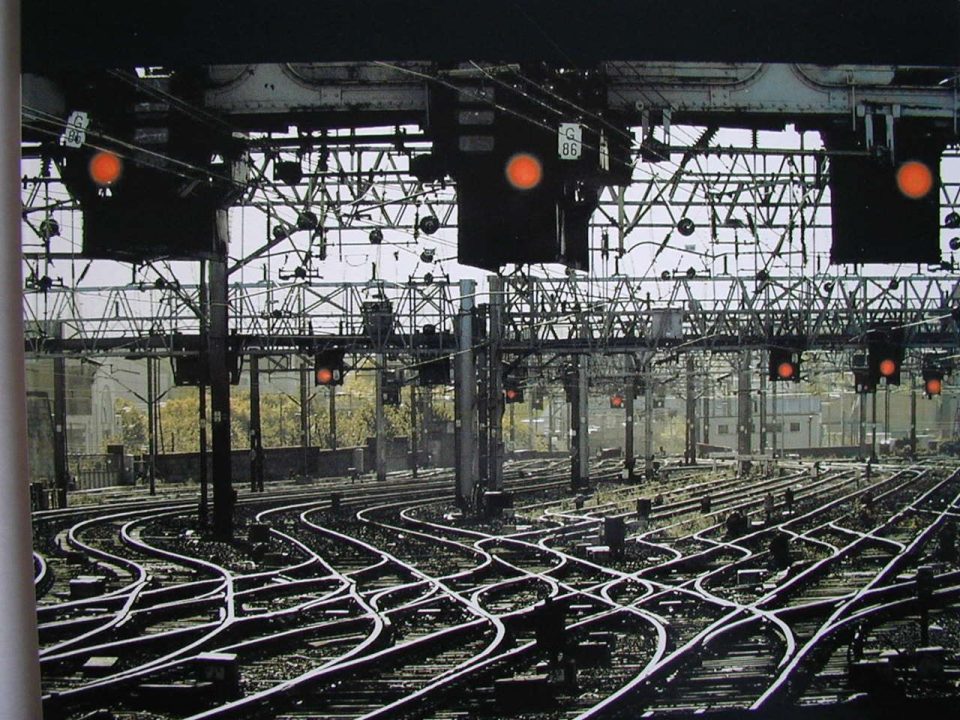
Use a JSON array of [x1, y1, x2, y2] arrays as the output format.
[[197, 62, 959, 131], [24, 61, 957, 137]]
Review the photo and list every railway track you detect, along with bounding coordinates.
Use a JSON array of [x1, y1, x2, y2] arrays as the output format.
[[33, 457, 960, 719]]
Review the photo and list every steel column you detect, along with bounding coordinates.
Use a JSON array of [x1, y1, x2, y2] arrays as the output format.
[[643, 365, 654, 478], [685, 354, 698, 463], [374, 359, 386, 482], [454, 279, 477, 508], [625, 374, 635, 475], [52, 350, 68, 507], [249, 354, 263, 492], [487, 276, 505, 492], [910, 384, 918, 458], [329, 385, 337, 449], [198, 260, 209, 521], [409, 383, 418, 477], [737, 350, 753, 457], [300, 356, 310, 477], [199, 384, 208, 523], [209, 254, 234, 540], [146, 355, 156, 496]]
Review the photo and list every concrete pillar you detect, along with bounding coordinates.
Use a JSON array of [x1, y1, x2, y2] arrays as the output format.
[[0, 3, 43, 710]]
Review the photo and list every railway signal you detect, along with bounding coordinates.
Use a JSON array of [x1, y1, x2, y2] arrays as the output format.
[[504, 379, 524, 404], [609, 393, 625, 409], [825, 121, 950, 264], [868, 339, 904, 386], [314, 348, 346, 386], [768, 347, 801, 382], [922, 358, 946, 398], [57, 70, 241, 262]]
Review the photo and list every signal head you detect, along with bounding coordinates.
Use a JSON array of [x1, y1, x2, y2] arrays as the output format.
[[777, 361, 797, 381], [316, 367, 334, 385], [88, 150, 123, 187], [895, 160, 934, 199], [878, 358, 898, 378], [504, 153, 543, 190], [924, 377, 943, 396]]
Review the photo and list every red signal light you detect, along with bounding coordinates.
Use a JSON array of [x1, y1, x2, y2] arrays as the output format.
[[610, 394, 624, 408], [505, 388, 520, 402], [504, 153, 542, 190], [896, 160, 933, 199], [878, 358, 898, 377], [777, 361, 797, 380], [316, 367, 334, 385], [924, 377, 943, 396], [88, 151, 123, 187]]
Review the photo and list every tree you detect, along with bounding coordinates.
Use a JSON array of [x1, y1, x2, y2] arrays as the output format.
[[104, 397, 147, 452]]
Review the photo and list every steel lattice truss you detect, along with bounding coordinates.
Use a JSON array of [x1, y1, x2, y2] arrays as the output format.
[[24, 279, 457, 358], [496, 274, 960, 353]]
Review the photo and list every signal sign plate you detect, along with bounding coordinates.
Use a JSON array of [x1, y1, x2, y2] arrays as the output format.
[[559, 123, 582, 160], [61, 111, 90, 149]]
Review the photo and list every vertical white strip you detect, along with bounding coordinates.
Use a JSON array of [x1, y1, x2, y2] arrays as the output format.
[[0, 0, 43, 715]]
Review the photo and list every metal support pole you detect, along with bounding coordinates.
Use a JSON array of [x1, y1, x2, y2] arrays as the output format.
[[871, 390, 878, 461], [737, 349, 753, 458], [146, 355, 156, 496], [53, 350, 68, 507], [198, 260, 209, 520], [685, 354, 698, 464], [209, 253, 234, 540], [198, 384, 208, 523], [488, 276, 505, 492], [374, 359, 386, 482], [529, 393, 536, 451], [625, 374, 635, 476], [884, 384, 891, 441], [702, 394, 711, 446], [509, 402, 516, 448], [857, 393, 867, 458], [300, 356, 310, 477], [410, 383, 418, 477], [249, 354, 263, 492], [329, 385, 337, 450], [547, 392, 554, 454], [910, 385, 918, 458], [771, 379, 779, 458], [758, 356, 767, 454], [454, 279, 477, 508], [0, 3, 43, 706], [644, 365, 654, 478], [570, 354, 589, 489], [475, 305, 489, 483]]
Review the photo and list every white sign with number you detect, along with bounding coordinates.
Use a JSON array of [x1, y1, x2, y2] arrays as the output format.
[[558, 122, 582, 160], [61, 111, 90, 148]]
